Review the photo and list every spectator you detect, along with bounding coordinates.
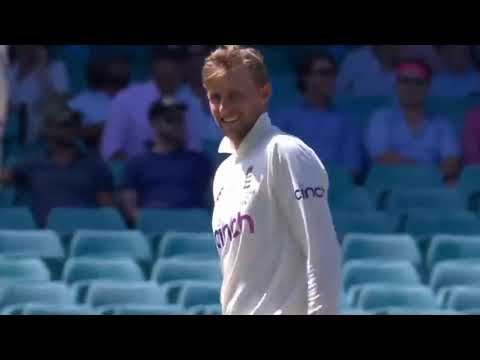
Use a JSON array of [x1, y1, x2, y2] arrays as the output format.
[[100, 46, 204, 162], [430, 45, 480, 97], [8, 45, 70, 144], [184, 45, 222, 143], [120, 98, 212, 225], [463, 107, 480, 165], [366, 59, 461, 184], [273, 52, 364, 178], [69, 56, 131, 150], [0, 97, 114, 227], [336, 45, 402, 97]]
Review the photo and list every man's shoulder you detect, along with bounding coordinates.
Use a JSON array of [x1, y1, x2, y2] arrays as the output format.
[[266, 130, 316, 160], [113, 81, 152, 104]]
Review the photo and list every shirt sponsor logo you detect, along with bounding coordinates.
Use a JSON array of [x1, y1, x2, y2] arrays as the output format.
[[214, 212, 255, 251], [295, 187, 326, 200]]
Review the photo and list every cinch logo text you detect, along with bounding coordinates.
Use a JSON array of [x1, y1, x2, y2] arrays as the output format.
[[214, 212, 255, 251], [295, 187, 326, 200]]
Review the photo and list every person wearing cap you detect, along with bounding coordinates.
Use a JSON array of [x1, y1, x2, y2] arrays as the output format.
[[100, 46, 205, 162], [365, 59, 461, 183], [120, 98, 212, 225], [0, 96, 114, 227]]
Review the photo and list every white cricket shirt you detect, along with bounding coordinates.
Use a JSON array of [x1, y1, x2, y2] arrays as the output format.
[[212, 113, 342, 315]]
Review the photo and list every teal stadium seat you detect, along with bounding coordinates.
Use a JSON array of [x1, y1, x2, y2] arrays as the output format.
[[430, 262, 480, 293], [357, 285, 438, 312], [0, 258, 50, 284], [62, 258, 145, 286], [343, 260, 421, 294], [109, 161, 126, 189], [158, 232, 218, 260], [152, 259, 221, 286], [177, 282, 221, 309], [366, 166, 443, 208], [0, 208, 37, 230], [86, 282, 168, 309], [405, 209, 480, 241], [333, 212, 399, 242], [458, 166, 480, 210], [331, 187, 377, 212], [47, 208, 127, 238], [0, 187, 15, 208], [190, 304, 222, 315], [445, 287, 480, 312], [336, 97, 393, 126], [21, 305, 98, 316], [378, 308, 461, 315], [325, 164, 355, 202], [385, 189, 466, 216], [0, 283, 75, 312], [70, 231, 152, 263], [138, 209, 212, 237], [101, 304, 188, 316], [427, 235, 480, 271]]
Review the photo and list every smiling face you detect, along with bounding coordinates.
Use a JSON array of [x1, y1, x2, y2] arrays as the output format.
[[205, 64, 271, 148], [202, 46, 272, 148]]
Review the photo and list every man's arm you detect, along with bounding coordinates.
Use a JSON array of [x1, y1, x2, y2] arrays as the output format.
[[100, 95, 130, 162], [271, 139, 342, 315]]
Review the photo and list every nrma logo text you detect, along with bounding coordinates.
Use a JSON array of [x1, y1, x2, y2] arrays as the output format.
[[214, 212, 255, 252]]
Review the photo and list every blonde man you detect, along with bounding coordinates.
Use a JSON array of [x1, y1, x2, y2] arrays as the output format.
[[204, 45, 341, 315]]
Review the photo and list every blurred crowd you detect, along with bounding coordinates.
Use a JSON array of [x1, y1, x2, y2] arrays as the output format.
[[1, 44, 480, 227]]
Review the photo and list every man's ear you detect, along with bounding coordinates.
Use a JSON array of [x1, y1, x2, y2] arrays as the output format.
[[260, 83, 272, 106]]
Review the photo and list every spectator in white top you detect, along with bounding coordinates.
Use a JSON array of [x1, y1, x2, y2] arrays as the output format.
[[69, 56, 131, 150], [100, 46, 204, 161], [336, 45, 402, 97], [8, 45, 70, 144], [430, 45, 480, 97]]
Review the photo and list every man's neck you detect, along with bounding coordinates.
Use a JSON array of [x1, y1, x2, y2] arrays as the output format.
[[152, 139, 181, 154], [305, 94, 331, 111]]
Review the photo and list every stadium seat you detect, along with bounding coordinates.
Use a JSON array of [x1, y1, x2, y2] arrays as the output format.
[[325, 165, 355, 202], [427, 235, 480, 271], [152, 259, 222, 286], [138, 209, 212, 240], [366, 166, 443, 208], [62, 258, 145, 286], [85, 282, 168, 308], [0, 258, 50, 283], [0, 283, 75, 311], [21, 305, 99, 316], [405, 209, 480, 241], [333, 212, 399, 242], [445, 287, 480, 312], [357, 285, 439, 312], [331, 187, 376, 212], [343, 260, 421, 294], [385, 189, 466, 216], [101, 304, 188, 316], [190, 304, 223, 316], [158, 232, 218, 260], [336, 97, 392, 125], [0, 208, 37, 230], [47, 208, 127, 237], [177, 282, 221, 309], [378, 308, 461, 315], [70, 231, 152, 263], [430, 262, 480, 293], [0, 231, 63, 259], [458, 166, 480, 199], [0, 187, 15, 208], [342, 234, 421, 267]]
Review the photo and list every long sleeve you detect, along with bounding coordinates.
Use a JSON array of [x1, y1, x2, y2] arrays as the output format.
[[270, 139, 342, 315], [100, 94, 130, 161]]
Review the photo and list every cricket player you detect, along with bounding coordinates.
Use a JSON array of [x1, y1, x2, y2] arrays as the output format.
[[204, 45, 342, 315]]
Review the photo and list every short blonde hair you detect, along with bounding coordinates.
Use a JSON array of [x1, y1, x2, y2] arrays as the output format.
[[202, 45, 270, 87]]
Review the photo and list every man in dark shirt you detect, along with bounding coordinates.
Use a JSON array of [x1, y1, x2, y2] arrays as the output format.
[[0, 98, 115, 227], [120, 98, 213, 225]]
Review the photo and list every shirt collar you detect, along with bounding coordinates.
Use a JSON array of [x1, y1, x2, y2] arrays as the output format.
[[218, 112, 273, 158]]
